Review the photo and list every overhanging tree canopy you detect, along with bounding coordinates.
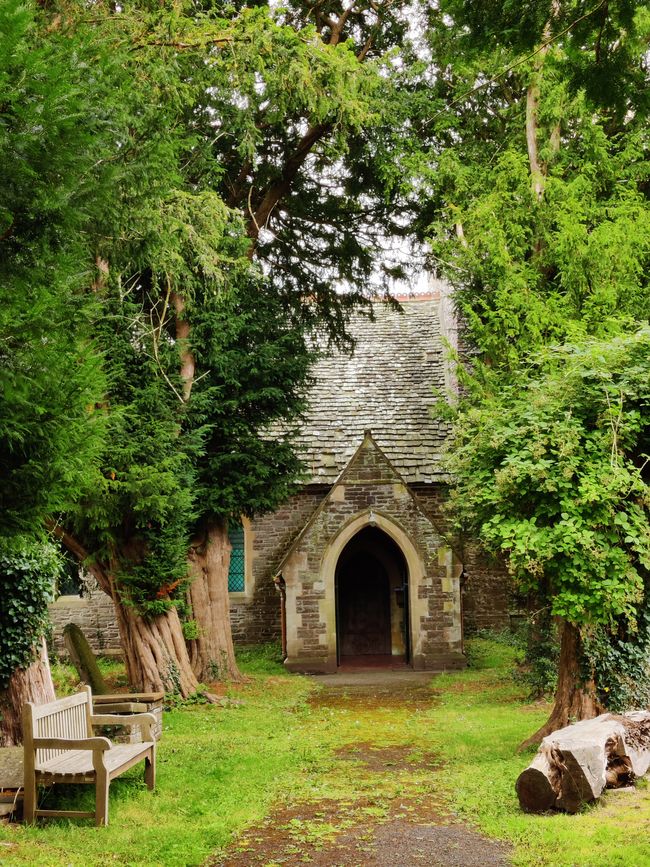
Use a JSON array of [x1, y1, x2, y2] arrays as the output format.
[[41, 0, 435, 694]]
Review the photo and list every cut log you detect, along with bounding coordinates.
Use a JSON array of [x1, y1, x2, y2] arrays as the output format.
[[516, 711, 650, 813]]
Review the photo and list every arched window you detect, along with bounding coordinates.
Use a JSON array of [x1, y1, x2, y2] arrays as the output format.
[[227, 520, 246, 593]]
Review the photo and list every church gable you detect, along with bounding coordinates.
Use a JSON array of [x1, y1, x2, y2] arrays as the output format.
[[336, 430, 410, 487], [276, 432, 424, 577]]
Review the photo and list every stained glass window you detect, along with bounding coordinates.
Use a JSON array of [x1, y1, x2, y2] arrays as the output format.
[[228, 520, 245, 593]]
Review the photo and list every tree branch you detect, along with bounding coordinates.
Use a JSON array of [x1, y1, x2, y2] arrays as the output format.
[[47, 521, 112, 595], [170, 288, 195, 403], [246, 122, 332, 250], [130, 37, 231, 52]]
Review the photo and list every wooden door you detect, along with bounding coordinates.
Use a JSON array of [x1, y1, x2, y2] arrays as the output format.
[[337, 553, 391, 656]]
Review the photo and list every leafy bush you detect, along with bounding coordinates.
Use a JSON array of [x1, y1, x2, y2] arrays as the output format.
[[0, 537, 61, 687], [511, 614, 560, 700]]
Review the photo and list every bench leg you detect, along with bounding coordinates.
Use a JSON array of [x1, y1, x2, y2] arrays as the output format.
[[144, 747, 156, 790], [23, 775, 37, 824], [95, 769, 110, 827]]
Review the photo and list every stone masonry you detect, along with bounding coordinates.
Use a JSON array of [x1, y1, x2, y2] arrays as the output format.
[[279, 433, 466, 673], [49, 576, 121, 656], [229, 491, 323, 644]]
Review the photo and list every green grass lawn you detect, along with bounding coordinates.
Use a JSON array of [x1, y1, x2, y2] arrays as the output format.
[[1, 640, 649, 866]]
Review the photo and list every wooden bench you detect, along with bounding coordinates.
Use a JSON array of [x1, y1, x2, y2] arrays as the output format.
[[22, 686, 156, 826]]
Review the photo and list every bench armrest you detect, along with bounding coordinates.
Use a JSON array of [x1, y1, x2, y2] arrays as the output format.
[[91, 712, 156, 741], [33, 736, 112, 751]]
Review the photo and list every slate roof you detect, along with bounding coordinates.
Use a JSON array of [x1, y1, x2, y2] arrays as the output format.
[[296, 297, 451, 484]]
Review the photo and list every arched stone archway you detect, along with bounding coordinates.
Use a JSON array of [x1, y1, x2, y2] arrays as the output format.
[[319, 510, 427, 669]]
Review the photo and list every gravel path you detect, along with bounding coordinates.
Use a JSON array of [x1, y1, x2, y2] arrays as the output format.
[[211, 672, 511, 867]]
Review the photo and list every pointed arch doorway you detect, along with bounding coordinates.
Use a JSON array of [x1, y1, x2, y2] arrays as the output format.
[[335, 527, 410, 668]]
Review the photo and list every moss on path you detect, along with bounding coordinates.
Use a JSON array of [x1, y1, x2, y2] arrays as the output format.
[[210, 673, 510, 866]]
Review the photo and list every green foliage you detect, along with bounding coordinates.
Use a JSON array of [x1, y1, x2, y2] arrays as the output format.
[[448, 330, 650, 630], [447, 331, 650, 707], [412, 1, 650, 710], [49, 0, 385, 616], [189, 277, 316, 519], [0, 0, 109, 535], [402, 1, 650, 370], [512, 615, 561, 700], [72, 287, 199, 613], [0, 538, 61, 687], [583, 614, 650, 711], [181, 619, 200, 641]]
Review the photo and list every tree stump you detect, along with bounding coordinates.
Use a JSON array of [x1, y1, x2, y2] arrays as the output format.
[[516, 712, 650, 813]]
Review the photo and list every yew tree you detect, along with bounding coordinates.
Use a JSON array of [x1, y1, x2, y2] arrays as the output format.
[[42, 0, 431, 694], [0, 0, 110, 741]]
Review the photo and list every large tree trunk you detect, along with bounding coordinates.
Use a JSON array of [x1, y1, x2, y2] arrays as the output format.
[[0, 639, 55, 746], [169, 293, 242, 684], [113, 599, 202, 696], [187, 519, 244, 683], [519, 619, 601, 751], [54, 526, 205, 698]]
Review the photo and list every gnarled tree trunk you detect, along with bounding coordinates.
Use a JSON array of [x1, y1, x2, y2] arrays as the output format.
[[114, 601, 202, 695], [520, 619, 601, 751], [55, 526, 204, 698], [0, 638, 55, 746], [187, 519, 244, 683]]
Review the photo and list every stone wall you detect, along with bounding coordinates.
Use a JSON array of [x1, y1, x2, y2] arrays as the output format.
[[49, 577, 121, 656], [229, 490, 324, 644], [460, 544, 511, 634], [411, 484, 512, 635], [48, 478, 511, 660]]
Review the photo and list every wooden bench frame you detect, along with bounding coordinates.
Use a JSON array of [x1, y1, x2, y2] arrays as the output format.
[[23, 686, 156, 826]]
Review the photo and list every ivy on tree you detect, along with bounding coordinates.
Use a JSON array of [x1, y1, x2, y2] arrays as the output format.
[[0, 540, 61, 689], [446, 330, 650, 744]]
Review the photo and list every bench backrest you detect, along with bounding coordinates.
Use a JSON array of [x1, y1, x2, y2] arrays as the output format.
[[23, 687, 93, 766]]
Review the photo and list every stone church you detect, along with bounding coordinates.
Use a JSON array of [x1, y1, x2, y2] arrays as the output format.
[[51, 288, 510, 670]]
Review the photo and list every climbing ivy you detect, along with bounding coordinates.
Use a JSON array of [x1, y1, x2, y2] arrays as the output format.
[[0, 538, 61, 688]]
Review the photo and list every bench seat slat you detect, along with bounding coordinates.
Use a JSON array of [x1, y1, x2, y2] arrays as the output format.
[[37, 744, 154, 778]]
